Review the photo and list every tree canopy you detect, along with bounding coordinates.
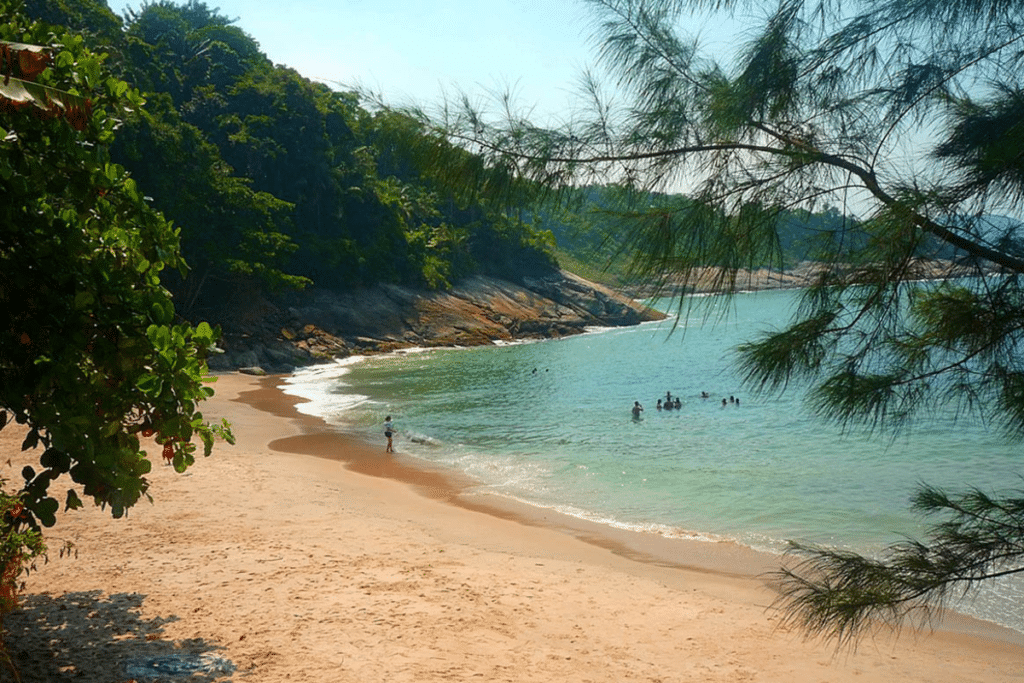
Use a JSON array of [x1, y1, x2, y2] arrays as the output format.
[[401, 0, 1024, 645], [0, 6, 234, 654], [100, 0, 560, 313], [11, 0, 563, 327], [1, 5, 236, 519]]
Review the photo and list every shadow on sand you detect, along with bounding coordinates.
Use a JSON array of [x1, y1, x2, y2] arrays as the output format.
[[3, 590, 233, 682]]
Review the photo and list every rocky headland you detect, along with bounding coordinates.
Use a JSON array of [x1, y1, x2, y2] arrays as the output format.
[[208, 270, 664, 375], [207, 259, 984, 375]]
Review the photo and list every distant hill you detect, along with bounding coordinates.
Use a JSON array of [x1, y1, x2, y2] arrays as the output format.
[[530, 185, 861, 288]]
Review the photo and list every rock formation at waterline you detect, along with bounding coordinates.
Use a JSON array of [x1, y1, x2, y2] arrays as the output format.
[[209, 271, 663, 375]]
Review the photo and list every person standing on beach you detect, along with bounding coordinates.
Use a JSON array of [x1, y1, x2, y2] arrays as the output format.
[[384, 416, 395, 453]]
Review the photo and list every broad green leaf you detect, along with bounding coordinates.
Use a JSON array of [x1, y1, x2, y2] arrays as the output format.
[[74, 291, 95, 310]]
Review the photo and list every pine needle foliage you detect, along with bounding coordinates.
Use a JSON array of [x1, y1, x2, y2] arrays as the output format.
[[383, 0, 1024, 645], [773, 484, 1024, 648]]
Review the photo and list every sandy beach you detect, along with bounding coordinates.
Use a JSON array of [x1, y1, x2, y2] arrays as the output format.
[[3, 372, 1022, 682]]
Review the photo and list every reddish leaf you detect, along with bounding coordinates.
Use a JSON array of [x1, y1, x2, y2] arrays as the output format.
[[17, 48, 50, 80]]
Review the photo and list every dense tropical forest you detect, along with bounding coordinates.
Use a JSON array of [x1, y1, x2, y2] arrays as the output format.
[[17, 0, 567, 319], [18, 0, 854, 324]]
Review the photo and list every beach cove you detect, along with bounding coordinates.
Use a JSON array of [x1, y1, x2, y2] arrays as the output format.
[[3, 372, 1022, 682]]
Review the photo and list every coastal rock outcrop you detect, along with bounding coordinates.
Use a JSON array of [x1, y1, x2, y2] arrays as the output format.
[[207, 270, 663, 374]]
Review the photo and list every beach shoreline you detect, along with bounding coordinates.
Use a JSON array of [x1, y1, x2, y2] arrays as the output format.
[[4, 371, 1023, 682], [262, 373, 1024, 645], [267, 373, 776, 578]]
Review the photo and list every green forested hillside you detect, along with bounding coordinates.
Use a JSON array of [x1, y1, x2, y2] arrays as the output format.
[[535, 185, 863, 288], [20, 0, 559, 320], [18, 0, 869, 312]]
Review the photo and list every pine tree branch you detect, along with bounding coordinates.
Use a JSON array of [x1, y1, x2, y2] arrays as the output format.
[[447, 114, 1024, 276], [771, 485, 1024, 647]]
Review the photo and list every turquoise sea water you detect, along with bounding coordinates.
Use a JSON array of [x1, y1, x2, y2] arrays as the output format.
[[282, 288, 1023, 633]]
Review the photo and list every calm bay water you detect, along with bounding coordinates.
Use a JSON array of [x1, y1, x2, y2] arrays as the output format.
[[282, 288, 1023, 632]]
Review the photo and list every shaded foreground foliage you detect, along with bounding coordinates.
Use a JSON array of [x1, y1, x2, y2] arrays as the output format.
[[0, 5, 232, 526], [0, 6, 233, 679]]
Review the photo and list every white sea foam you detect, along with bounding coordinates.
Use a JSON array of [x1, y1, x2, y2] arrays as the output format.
[[282, 357, 370, 420], [462, 489, 728, 545]]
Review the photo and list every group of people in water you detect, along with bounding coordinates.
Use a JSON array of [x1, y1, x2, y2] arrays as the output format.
[[632, 391, 740, 418]]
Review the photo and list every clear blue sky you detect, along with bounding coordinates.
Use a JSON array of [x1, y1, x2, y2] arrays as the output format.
[[110, 0, 610, 121]]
